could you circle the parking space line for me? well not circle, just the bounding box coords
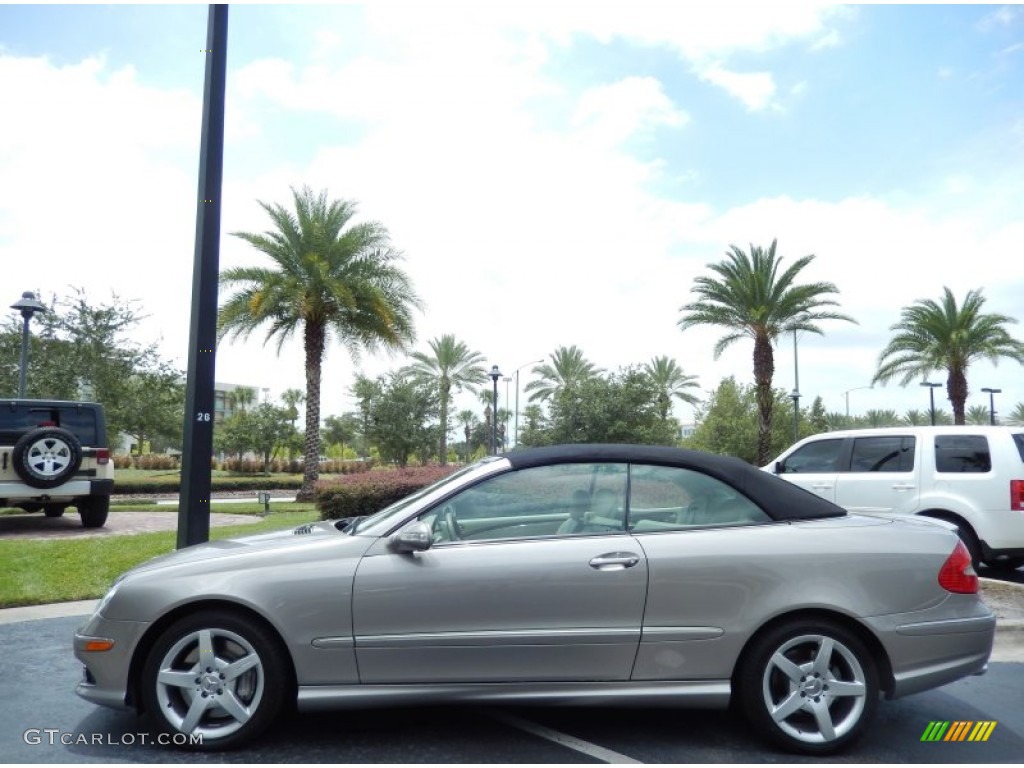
[489,710,643,764]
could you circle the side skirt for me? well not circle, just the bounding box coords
[297,680,731,712]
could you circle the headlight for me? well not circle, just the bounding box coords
[93,579,123,617]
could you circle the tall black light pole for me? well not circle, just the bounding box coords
[489,365,502,455]
[790,389,801,442]
[921,381,942,426]
[10,291,46,398]
[981,387,1001,425]
[179,4,228,549]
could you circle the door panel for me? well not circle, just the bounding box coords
[352,535,647,682]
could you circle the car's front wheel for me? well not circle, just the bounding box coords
[141,610,291,749]
[737,618,878,755]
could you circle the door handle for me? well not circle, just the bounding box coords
[589,552,641,570]
[891,483,916,490]
[811,483,833,490]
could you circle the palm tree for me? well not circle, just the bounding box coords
[678,239,855,465]
[1006,402,1024,426]
[873,287,1024,425]
[219,186,420,500]
[525,345,601,403]
[404,334,487,465]
[643,356,700,422]
[902,409,927,426]
[456,409,477,463]
[966,404,992,425]
[864,408,900,427]
[281,387,305,459]
[227,386,256,414]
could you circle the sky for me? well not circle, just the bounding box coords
[1,1,1023,431]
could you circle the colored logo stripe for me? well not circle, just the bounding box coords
[921,721,949,741]
[920,720,996,742]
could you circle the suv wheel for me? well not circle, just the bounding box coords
[13,427,83,489]
[77,496,110,528]
[44,505,67,518]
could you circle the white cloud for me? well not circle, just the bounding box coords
[572,76,689,147]
[696,65,777,111]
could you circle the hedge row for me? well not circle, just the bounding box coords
[315,465,461,520]
[113,475,306,495]
[113,454,373,475]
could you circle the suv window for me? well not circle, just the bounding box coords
[780,439,844,473]
[934,435,991,473]
[850,436,915,472]
[1012,433,1024,463]
[0,404,100,445]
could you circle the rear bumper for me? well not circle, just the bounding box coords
[868,611,997,699]
[0,477,113,504]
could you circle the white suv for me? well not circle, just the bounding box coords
[765,425,1024,570]
[0,399,115,527]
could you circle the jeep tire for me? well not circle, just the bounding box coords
[77,495,110,528]
[12,427,83,489]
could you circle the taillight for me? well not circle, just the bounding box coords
[1011,480,1024,511]
[938,540,978,594]
[95,448,110,465]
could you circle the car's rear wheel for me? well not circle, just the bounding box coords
[141,610,291,750]
[12,427,83,489]
[737,619,878,755]
[77,496,109,528]
[44,505,66,518]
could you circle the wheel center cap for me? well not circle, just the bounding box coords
[801,678,824,696]
[200,673,220,693]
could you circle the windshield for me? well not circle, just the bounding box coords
[348,458,502,534]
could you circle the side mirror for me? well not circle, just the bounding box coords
[391,521,433,553]
[774,461,784,475]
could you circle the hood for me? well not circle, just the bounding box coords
[126,518,362,575]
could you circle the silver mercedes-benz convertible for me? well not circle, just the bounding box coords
[74,444,995,754]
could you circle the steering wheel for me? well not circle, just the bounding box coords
[442,504,463,540]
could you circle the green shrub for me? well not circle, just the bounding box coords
[315,465,460,520]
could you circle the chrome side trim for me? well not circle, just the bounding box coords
[641,626,724,642]
[896,614,997,636]
[311,637,355,649]
[297,680,731,711]
[355,628,642,648]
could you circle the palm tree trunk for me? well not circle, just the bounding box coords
[439,380,450,466]
[753,332,775,465]
[948,368,968,425]
[298,320,325,502]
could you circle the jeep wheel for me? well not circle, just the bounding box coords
[77,496,110,528]
[12,428,83,489]
[44,505,67,518]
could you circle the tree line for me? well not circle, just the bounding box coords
[5,186,1023,485]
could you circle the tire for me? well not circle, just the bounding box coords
[141,610,291,750]
[737,618,878,755]
[77,496,110,528]
[12,427,83,489]
[44,505,67,518]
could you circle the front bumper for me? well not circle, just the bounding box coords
[73,612,150,711]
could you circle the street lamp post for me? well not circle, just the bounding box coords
[981,387,1001,426]
[502,376,512,450]
[10,291,47,398]
[489,365,502,455]
[921,381,942,426]
[512,358,543,448]
[843,385,873,419]
[790,389,801,442]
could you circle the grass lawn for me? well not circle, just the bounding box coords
[0,507,318,609]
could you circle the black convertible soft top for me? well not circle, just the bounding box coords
[505,444,846,522]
